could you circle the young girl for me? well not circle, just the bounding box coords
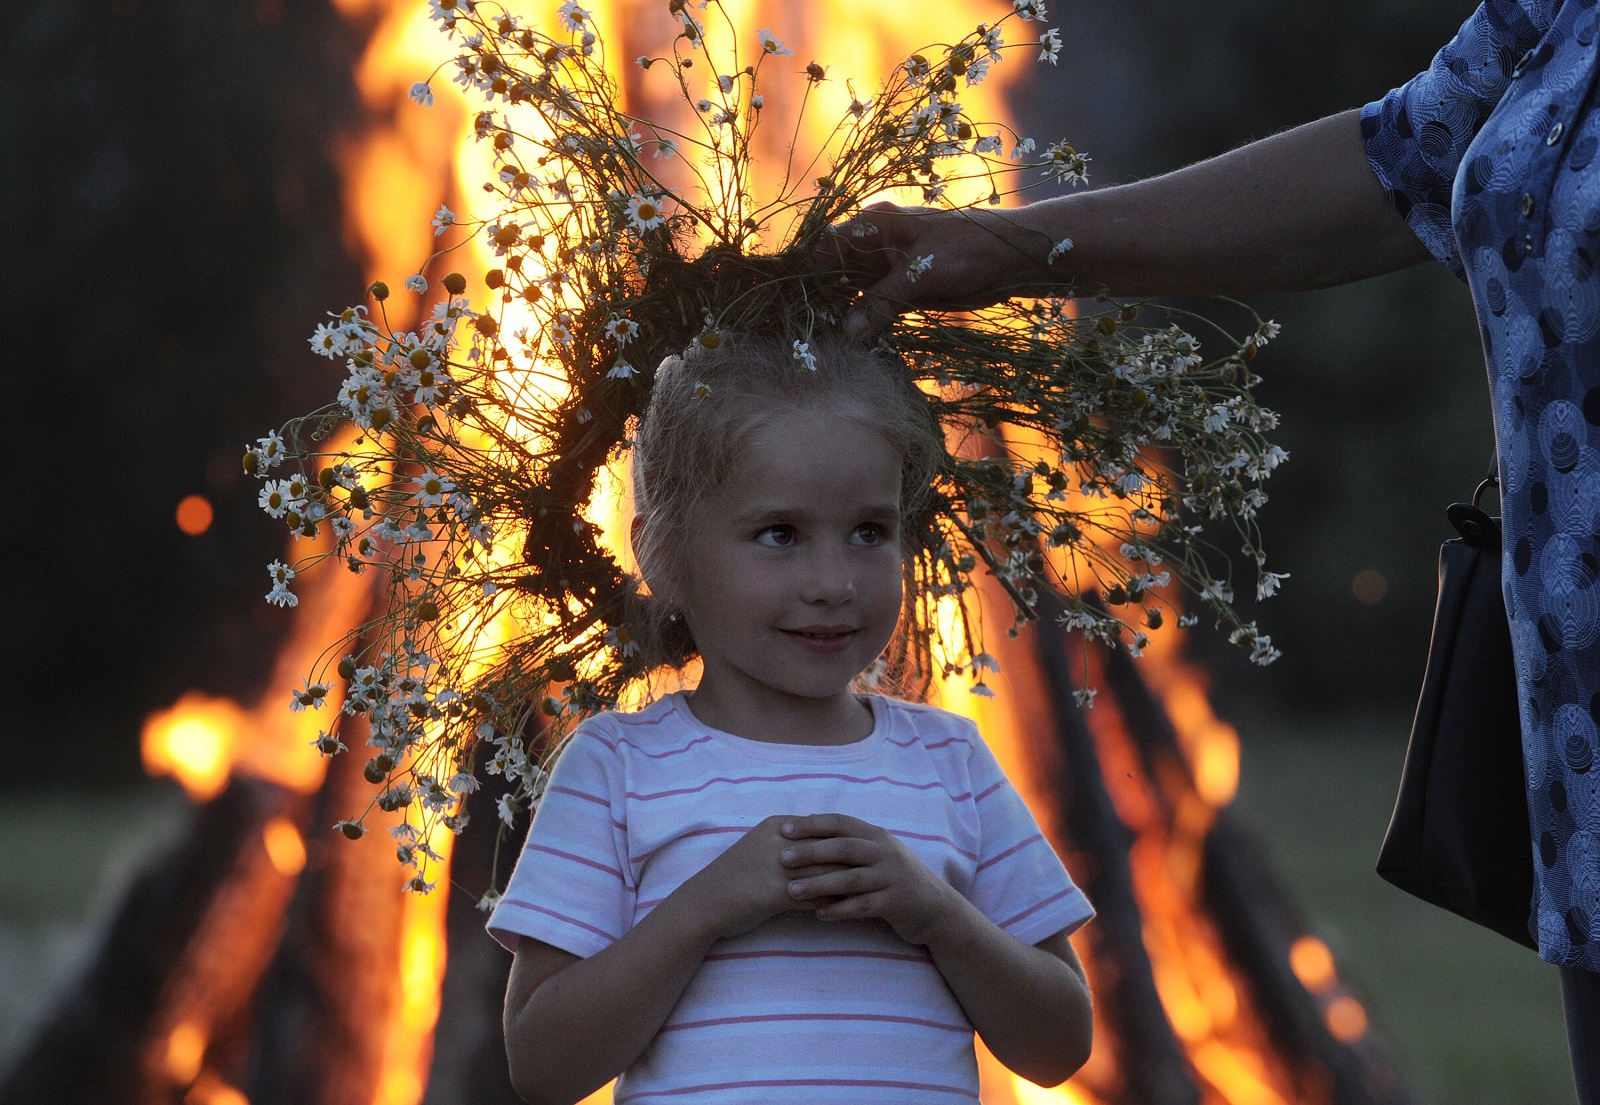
[488,332,1095,1104]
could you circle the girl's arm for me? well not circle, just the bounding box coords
[836,108,1433,335]
[781,813,1093,1087]
[501,815,844,1105]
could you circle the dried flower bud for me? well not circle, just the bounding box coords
[369,281,390,301]
[416,599,441,621]
[443,272,467,295]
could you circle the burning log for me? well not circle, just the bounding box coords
[1027,601,1203,1105]
[1089,609,1420,1105]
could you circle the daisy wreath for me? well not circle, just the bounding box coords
[249,0,1288,899]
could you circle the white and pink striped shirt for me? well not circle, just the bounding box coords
[488,692,1093,1104]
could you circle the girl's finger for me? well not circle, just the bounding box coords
[781,838,874,868]
[788,866,882,901]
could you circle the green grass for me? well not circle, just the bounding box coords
[0,784,189,1071]
[1230,709,1574,1105]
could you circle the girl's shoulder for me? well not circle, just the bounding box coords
[564,693,703,754]
[872,695,985,755]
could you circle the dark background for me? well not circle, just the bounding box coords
[3,0,1485,779]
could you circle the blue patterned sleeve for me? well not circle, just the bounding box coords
[1360,0,1555,278]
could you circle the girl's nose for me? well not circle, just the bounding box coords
[798,548,855,605]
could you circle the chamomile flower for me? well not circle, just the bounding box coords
[607,359,638,379]
[1042,140,1090,186]
[430,203,457,236]
[415,469,454,507]
[1038,28,1063,64]
[291,680,331,712]
[1046,237,1074,265]
[557,1,590,33]
[404,274,428,293]
[605,315,639,346]
[906,254,934,283]
[791,340,817,371]
[259,479,294,519]
[1013,0,1047,19]
[625,192,665,231]
[755,27,790,55]
[266,561,298,607]
[409,81,435,106]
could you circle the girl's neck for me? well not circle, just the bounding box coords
[682,686,875,746]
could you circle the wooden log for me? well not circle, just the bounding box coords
[1202,812,1421,1105]
[1029,600,1203,1105]
[1095,632,1420,1105]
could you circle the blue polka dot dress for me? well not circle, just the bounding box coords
[1363,0,1600,971]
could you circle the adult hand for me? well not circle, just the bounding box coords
[679,814,850,941]
[778,812,961,946]
[827,202,1057,340]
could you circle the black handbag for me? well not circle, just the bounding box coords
[1375,471,1537,950]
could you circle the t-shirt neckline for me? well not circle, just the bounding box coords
[663,691,892,762]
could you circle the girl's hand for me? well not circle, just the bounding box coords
[680,815,850,941]
[778,813,961,946]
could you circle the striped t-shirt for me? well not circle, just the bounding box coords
[487,692,1094,1104]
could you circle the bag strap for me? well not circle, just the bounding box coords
[1450,452,1502,548]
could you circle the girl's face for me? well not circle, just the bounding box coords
[674,407,904,737]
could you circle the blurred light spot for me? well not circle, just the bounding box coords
[262,817,307,877]
[186,1071,250,1105]
[165,1020,207,1083]
[176,494,214,536]
[142,693,247,801]
[1289,935,1336,993]
[1325,995,1369,1041]
[1351,569,1387,605]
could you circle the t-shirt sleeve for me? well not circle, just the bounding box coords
[1359,0,1550,278]
[965,727,1094,946]
[486,727,635,957]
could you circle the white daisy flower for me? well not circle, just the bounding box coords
[408,81,434,107]
[557,1,590,33]
[755,27,791,55]
[905,254,934,283]
[791,340,817,371]
[415,469,454,507]
[625,192,665,231]
[606,315,639,346]
[1039,28,1064,64]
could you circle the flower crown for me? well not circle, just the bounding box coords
[249,0,1286,899]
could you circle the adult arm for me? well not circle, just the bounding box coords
[841,108,1432,334]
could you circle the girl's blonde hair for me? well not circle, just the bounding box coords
[627,331,944,672]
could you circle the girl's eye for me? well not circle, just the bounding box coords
[755,525,797,547]
[852,524,890,547]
